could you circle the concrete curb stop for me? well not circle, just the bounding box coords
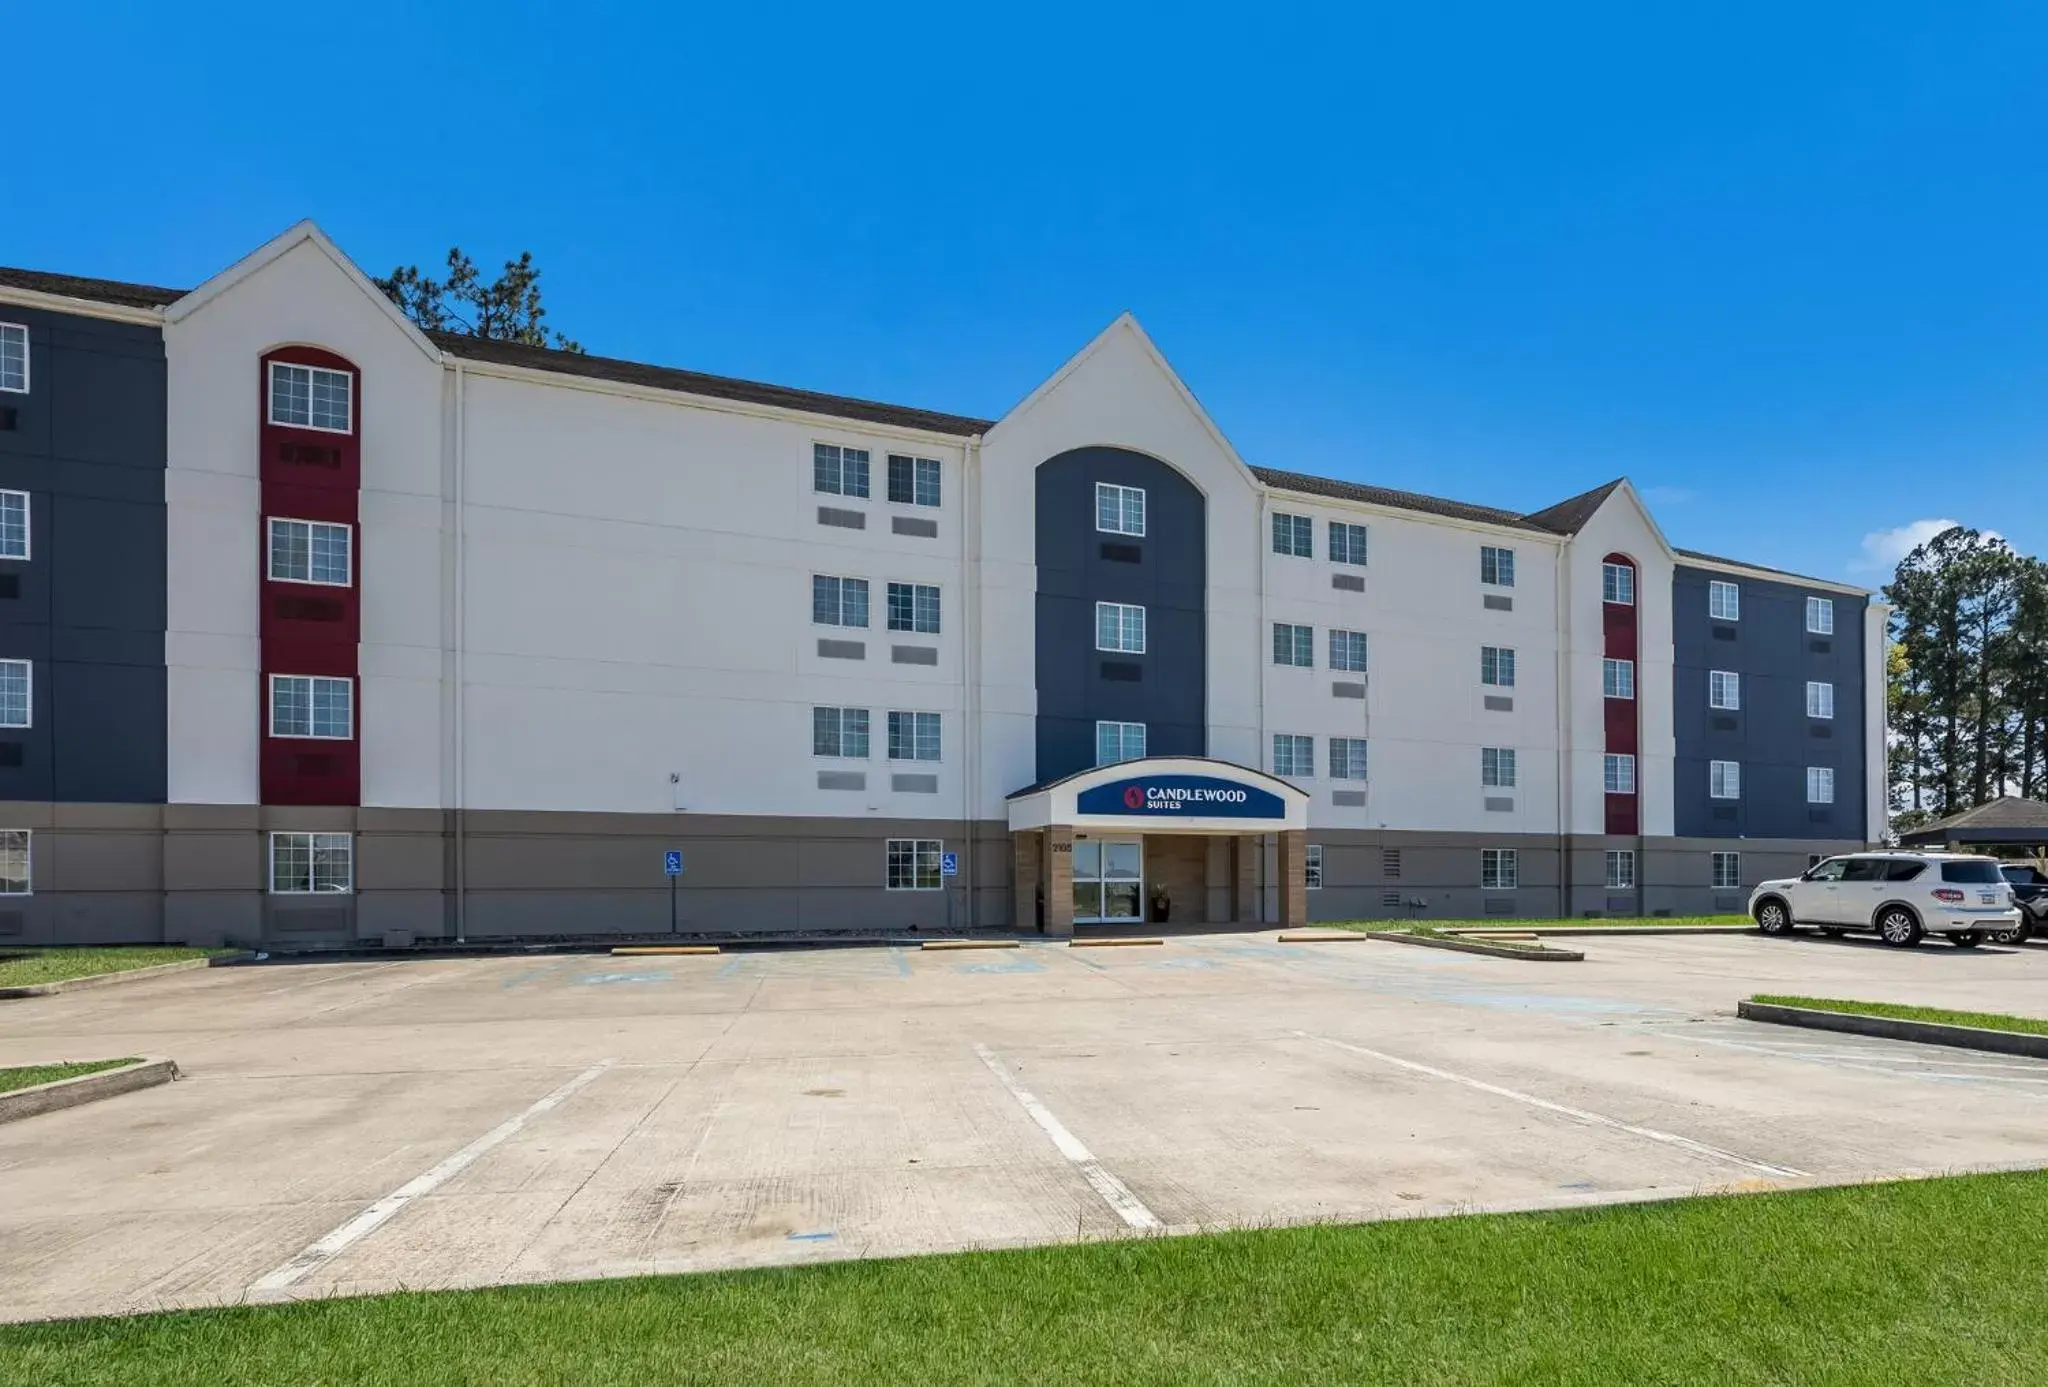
[1364,931,1584,962]
[0,957,215,1000]
[1736,1000,2048,1059]
[1070,938,1163,948]
[0,1058,180,1124]
[921,939,1018,951]
[1276,932,1377,944]
[612,945,720,956]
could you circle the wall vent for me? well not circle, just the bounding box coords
[1382,848,1402,878]
[1100,661,1142,682]
[817,506,866,530]
[1810,724,1833,738]
[1381,890,1402,908]
[1808,809,1832,824]
[891,645,938,665]
[817,771,865,790]
[1331,681,1366,699]
[1712,806,1737,821]
[1484,896,1516,914]
[1711,715,1737,731]
[1484,797,1514,812]
[0,575,17,599]
[1482,594,1513,611]
[1606,895,1636,914]
[295,754,338,775]
[1808,639,1832,654]
[274,594,345,622]
[892,515,938,538]
[0,408,16,431]
[0,742,23,767]
[1712,625,1737,641]
[0,909,21,936]
[1483,695,1514,712]
[891,773,939,794]
[817,639,865,660]
[1332,790,1366,807]
[273,907,348,933]
[279,444,342,468]
[1099,542,1142,564]
[1331,573,1366,593]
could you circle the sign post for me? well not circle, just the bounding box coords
[664,850,684,933]
[941,851,959,932]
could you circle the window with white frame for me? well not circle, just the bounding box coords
[1709,669,1741,710]
[1272,512,1313,558]
[1709,580,1740,621]
[1602,562,1636,605]
[1096,601,1146,653]
[270,674,353,740]
[1329,521,1368,566]
[1712,851,1741,890]
[0,659,29,728]
[1481,645,1516,687]
[1328,629,1368,673]
[1605,849,1637,889]
[887,710,941,762]
[1273,622,1314,667]
[812,574,869,627]
[1806,681,1835,719]
[1604,753,1637,794]
[1329,736,1369,780]
[813,442,870,498]
[0,829,26,894]
[1273,734,1314,778]
[1807,766,1835,804]
[1481,848,1518,890]
[0,323,26,393]
[886,838,943,891]
[813,706,869,758]
[1305,843,1323,889]
[1710,760,1741,799]
[886,582,941,634]
[1096,482,1145,536]
[1480,545,1515,587]
[269,831,353,894]
[1095,720,1146,766]
[0,490,25,561]
[1481,746,1517,788]
[268,362,352,433]
[1806,596,1834,635]
[267,518,351,586]
[886,455,942,507]
[1602,658,1636,699]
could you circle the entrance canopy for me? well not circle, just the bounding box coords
[1006,756,1310,836]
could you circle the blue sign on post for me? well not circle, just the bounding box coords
[941,852,959,878]
[664,850,684,876]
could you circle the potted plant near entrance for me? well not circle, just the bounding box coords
[1149,882,1171,924]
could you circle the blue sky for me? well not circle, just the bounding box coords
[10,2,2043,580]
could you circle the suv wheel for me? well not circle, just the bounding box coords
[1877,907,1924,948]
[1755,899,1793,935]
[1950,931,1983,948]
[1991,920,2032,946]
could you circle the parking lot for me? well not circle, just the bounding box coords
[4,929,2048,1324]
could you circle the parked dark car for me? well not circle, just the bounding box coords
[1991,863,2048,944]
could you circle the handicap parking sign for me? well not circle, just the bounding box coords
[941,852,958,877]
[664,850,684,876]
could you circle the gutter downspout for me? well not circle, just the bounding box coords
[453,360,468,943]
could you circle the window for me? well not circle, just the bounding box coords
[887,711,941,762]
[1602,658,1635,699]
[0,491,26,560]
[0,659,29,728]
[0,830,26,894]
[1712,851,1740,890]
[1481,645,1516,687]
[1096,720,1146,766]
[1305,843,1323,890]
[1709,580,1740,621]
[886,838,943,891]
[1329,521,1368,566]
[813,706,870,759]
[1806,596,1834,635]
[1806,767,1834,804]
[1328,629,1368,673]
[813,443,870,498]
[1330,737,1369,780]
[1482,848,1518,890]
[1096,602,1146,653]
[270,675,353,740]
[269,832,353,894]
[1272,512,1313,558]
[1709,670,1741,711]
[1806,681,1834,719]
[886,582,941,634]
[812,575,870,627]
[0,323,25,393]
[1096,483,1146,536]
[268,362,352,433]
[1602,562,1635,605]
[1604,753,1636,794]
[1480,546,1516,587]
[1273,622,1314,667]
[1481,747,1517,788]
[886,455,942,508]
[1710,760,1741,799]
[1273,734,1314,778]
[267,518,351,586]
[1940,860,2004,885]
[1605,850,1637,889]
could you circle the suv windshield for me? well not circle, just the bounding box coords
[1940,861,2004,884]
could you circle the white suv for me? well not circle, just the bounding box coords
[1750,852,2020,948]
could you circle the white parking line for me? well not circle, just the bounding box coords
[973,1043,1162,1231]
[1299,1032,1810,1179]
[249,1059,616,1295]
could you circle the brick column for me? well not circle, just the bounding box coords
[1043,825,1075,937]
[1010,830,1041,933]
[1232,834,1260,924]
[1278,830,1309,928]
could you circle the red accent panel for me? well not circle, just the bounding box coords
[1605,793,1638,835]
[1600,554,1639,835]
[1603,695,1639,753]
[259,347,361,807]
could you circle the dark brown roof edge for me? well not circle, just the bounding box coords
[1672,548,1866,593]
[1522,478,1624,535]
[1250,467,1548,533]
[0,266,185,310]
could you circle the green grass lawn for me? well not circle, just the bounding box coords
[1753,994,2048,1038]
[0,1058,142,1095]
[0,948,222,989]
[8,1172,2048,1385]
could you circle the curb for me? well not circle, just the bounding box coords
[1277,932,1378,944]
[612,945,720,956]
[1070,938,1162,948]
[1366,931,1584,962]
[1736,1000,2048,1058]
[0,1057,179,1124]
[1440,925,1752,938]
[921,939,1018,952]
[0,957,214,1000]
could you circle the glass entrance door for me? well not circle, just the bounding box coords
[1072,838,1144,923]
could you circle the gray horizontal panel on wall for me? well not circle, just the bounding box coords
[1483,695,1514,711]
[1714,892,1742,911]
[891,515,938,538]
[1331,573,1365,593]
[272,907,349,933]
[1331,790,1366,807]
[1331,681,1366,699]
[817,639,865,660]
[817,771,866,791]
[1484,797,1514,812]
[1483,594,1513,611]
[0,909,21,937]
[1484,896,1516,914]
[891,773,939,793]
[1606,896,1635,914]
[817,507,866,529]
[891,645,938,665]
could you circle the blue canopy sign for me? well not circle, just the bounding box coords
[1075,774,1287,820]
